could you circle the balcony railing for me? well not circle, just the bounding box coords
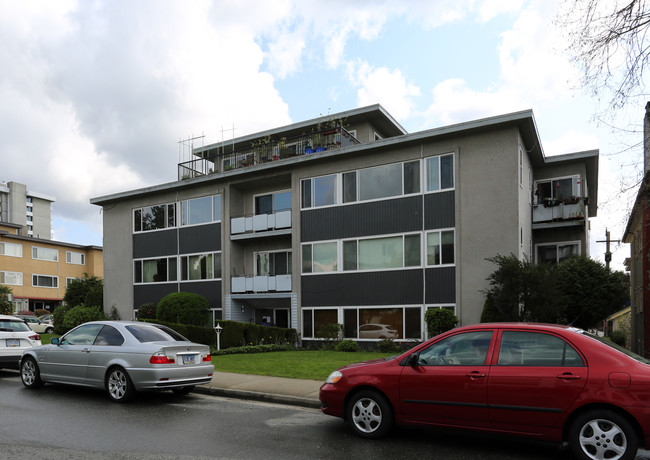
[231,274,292,294]
[178,127,360,180]
[533,198,588,223]
[231,210,291,235]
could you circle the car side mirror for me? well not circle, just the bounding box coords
[51,337,60,345]
[406,353,420,367]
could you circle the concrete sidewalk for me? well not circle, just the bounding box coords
[195,371,323,409]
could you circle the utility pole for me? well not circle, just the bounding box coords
[597,228,620,270]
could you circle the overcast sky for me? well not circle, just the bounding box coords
[1,0,642,271]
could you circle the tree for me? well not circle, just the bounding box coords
[425,308,458,337]
[558,0,650,112]
[0,285,13,315]
[64,273,104,308]
[554,256,630,329]
[482,254,629,330]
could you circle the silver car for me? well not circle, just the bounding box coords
[19,320,214,402]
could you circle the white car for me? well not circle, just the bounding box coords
[0,315,42,369]
[359,323,399,339]
[15,315,55,334]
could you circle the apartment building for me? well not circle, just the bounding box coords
[0,222,103,313]
[91,105,598,343]
[0,181,55,239]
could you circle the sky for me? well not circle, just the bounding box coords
[0,0,643,272]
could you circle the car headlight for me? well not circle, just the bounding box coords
[325,370,343,384]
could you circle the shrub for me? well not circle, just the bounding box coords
[35,309,49,317]
[336,339,359,352]
[317,323,343,350]
[53,305,72,335]
[425,308,458,337]
[61,305,107,333]
[137,303,157,320]
[609,330,627,347]
[18,310,34,316]
[156,292,210,326]
[377,338,402,353]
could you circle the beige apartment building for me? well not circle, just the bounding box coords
[0,222,103,313]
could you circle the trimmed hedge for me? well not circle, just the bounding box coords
[211,344,296,355]
[142,319,298,349]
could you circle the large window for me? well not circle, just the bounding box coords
[302,309,338,338]
[134,203,176,232]
[134,257,178,284]
[180,252,222,281]
[255,191,291,215]
[426,230,455,266]
[256,251,292,276]
[302,242,337,273]
[498,331,584,366]
[536,242,579,264]
[66,251,85,265]
[535,176,580,204]
[426,153,454,192]
[301,174,337,208]
[32,246,58,262]
[1,242,22,257]
[1,271,22,286]
[343,234,420,271]
[33,274,58,288]
[181,195,222,226]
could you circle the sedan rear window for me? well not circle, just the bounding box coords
[0,320,31,332]
[126,324,188,343]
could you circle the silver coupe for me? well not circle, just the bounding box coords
[19,320,214,402]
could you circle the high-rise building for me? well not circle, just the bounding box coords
[0,181,55,239]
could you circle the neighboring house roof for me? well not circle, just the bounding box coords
[623,170,650,243]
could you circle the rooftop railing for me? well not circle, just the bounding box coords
[178,127,360,180]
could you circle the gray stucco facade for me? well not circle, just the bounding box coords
[91,105,598,342]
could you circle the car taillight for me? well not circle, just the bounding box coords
[202,354,211,362]
[29,334,41,341]
[149,352,175,364]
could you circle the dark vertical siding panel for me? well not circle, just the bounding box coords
[425,267,456,303]
[301,270,423,306]
[181,281,222,307]
[133,230,178,258]
[424,191,455,229]
[179,223,221,253]
[301,196,423,242]
[133,281,222,309]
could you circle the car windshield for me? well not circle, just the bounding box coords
[0,320,31,332]
[580,330,650,364]
[125,324,188,343]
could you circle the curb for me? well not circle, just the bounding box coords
[194,385,321,410]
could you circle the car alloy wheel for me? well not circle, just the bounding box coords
[569,410,637,460]
[20,357,43,388]
[106,367,134,402]
[347,390,393,439]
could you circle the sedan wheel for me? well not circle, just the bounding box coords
[347,390,393,439]
[106,367,135,402]
[569,410,637,460]
[20,357,44,388]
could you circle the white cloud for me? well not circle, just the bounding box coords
[543,130,599,156]
[347,61,420,119]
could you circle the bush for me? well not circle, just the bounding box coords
[317,323,343,350]
[425,308,458,337]
[377,338,402,353]
[61,305,107,333]
[336,339,359,352]
[137,303,157,320]
[609,330,627,347]
[156,292,210,326]
[35,309,49,317]
[18,310,34,316]
[53,305,73,335]
[211,344,296,355]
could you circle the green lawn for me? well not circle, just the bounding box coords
[212,351,396,381]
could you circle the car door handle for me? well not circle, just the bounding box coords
[557,373,581,381]
[466,372,486,379]
[82,348,91,353]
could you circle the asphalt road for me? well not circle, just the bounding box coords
[2,369,650,460]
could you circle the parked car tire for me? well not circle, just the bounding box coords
[347,390,393,439]
[44,327,54,334]
[569,410,637,460]
[20,357,44,388]
[172,385,195,395]
[106,367,135,403]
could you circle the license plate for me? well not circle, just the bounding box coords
[6,339,20,347]
[181,354,196,365]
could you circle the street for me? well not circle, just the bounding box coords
[2,369,649,460]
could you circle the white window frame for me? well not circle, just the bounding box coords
[534,241,581,264]
[1,242,23,258]
[425,228,456,267]
[1,271,23,286]
[32,246,59,262]
[66,251,86,265]
[425,153,455,193]
[32,274,59,288]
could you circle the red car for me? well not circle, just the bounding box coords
[319,323,650,460]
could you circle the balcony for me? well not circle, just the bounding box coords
[231,274,292,293]
[231,210,291,237]
[178,126,360,180]
[533,197,588,224]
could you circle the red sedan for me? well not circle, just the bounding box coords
[319,323,650,460]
